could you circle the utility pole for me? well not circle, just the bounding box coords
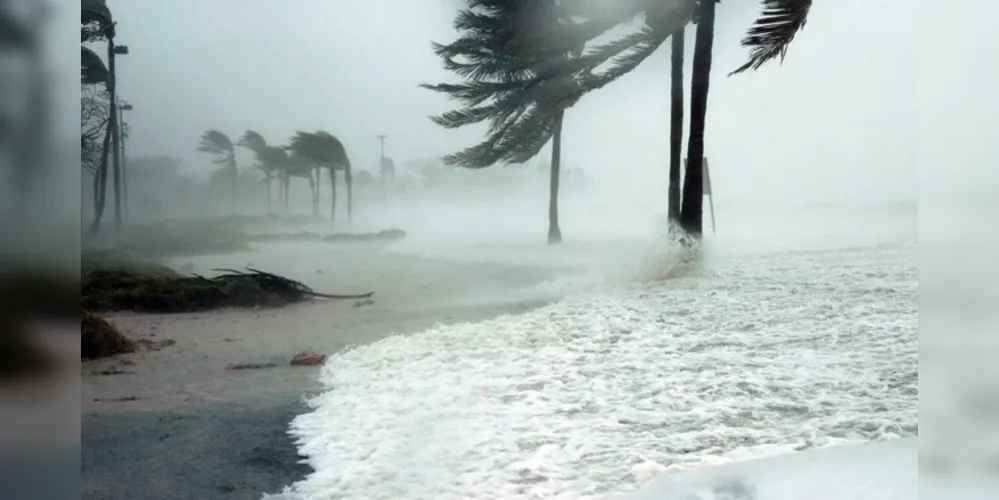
[377,134,387,199]
[119,101,133,221]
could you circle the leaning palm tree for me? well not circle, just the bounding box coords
[279,149,321,215]
[286,131,352,222]
[236,130,291,211]
[423,0,586,244]
[197,130,238,205]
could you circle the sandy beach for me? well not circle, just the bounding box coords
[81,240,571,500]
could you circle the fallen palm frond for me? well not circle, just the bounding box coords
[209,268,374,300]
[82,262,372,313]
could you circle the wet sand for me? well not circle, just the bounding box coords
[82,242,567,500]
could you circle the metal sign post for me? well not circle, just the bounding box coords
[704,158,716,235]
[682,157,717,235]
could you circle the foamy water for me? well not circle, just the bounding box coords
[265,204,917,500]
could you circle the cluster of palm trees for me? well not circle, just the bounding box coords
[425,0,812,244]
[196,129,354,221]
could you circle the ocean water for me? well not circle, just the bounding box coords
[264,202,918,500]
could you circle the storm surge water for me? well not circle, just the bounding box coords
[264,198,917,500]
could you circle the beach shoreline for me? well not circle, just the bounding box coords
[81,240,565,500]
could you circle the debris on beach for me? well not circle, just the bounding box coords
[82,312,136,360]
[226,362,279,371]
[290,351,326,366]
[82,261,374,313]
[89,365,135,376]
[353,298,375,307]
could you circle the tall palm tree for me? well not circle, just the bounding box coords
[196,130,238,206]
[81,0,115,234]
[286,131,352,222]
[678,0,715,238]
[423,0,586,244]
[236,130,290,211]
[667,28,685,229]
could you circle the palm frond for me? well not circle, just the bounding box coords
[260,146,288,166]
[197,129,234,154]
[286,131,350,169]
[82,0,113,25]
[237,130,267,152]
[81,46,109,84]
[730,0,812,75]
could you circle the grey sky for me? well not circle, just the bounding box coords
[65,0,919,206]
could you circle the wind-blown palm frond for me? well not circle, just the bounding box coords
[573,26,669,96]
[82,0,112,25]
[426,0,595,169]
[197,130,234,155]
[81,46,109,84]
[260,146,288,166]
[730,0,812,75]
[286,131,349,169]
[237,130,267,152]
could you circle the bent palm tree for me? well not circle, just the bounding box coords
[82,0,115,234]
[197,130,238,206]
[286,131,352,222]
[424,0,586,244]
[237,131,290,211]
[281,150,320,215]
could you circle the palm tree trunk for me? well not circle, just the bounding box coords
[315,169,320,216]
[329,167,337,222]
[679,0,715,240]
[668,29,685,227]
[308,170,318,217]
[283,176,290,212]
[265,177,272,212]
[346,166,353,221]
[107,39,122,230]
[548,112,564,245]
[229,155,238,210]
[88,118,114,234]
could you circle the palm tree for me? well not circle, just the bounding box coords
[81,0,115,234]
[501,0,813,240]
[286,131,352,222]
[282,150,321,215]
[423,0,585,244]
[196,130,238,206]
[236,131,291,212]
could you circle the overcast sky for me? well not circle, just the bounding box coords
[59,0,923,206]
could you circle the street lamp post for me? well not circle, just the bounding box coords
[119,101,133,220]
[377,134,387,199]
[110,42,129,229]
